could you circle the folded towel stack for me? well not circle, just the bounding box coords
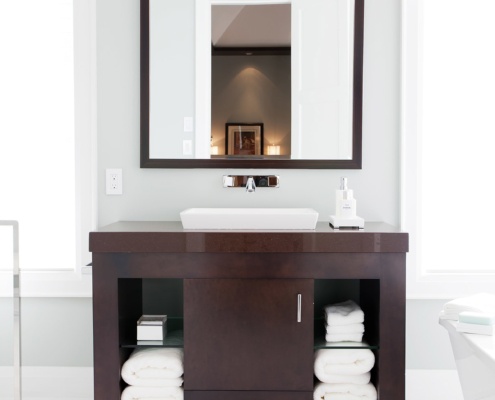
[314,348,377,400]
[121,347,184,400]
[456,311,495,335]
[440,293,495,336]
[324,300,365,343]
[440,293,495,321]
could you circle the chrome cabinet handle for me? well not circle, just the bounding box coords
[297,294,302,322]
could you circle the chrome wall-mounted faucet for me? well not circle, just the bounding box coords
[223,175,280,191]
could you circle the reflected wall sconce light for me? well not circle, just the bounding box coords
[267,144,280,155]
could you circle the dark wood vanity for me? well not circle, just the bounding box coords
[90,221,408,400]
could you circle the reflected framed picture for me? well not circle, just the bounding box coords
[225,123,264,156]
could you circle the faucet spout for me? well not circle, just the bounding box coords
[246,177,256,192]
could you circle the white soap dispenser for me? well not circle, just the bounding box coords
[330,177,364,229]
[336,177,356,218]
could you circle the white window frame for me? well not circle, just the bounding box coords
[401,0,495,299]
[15,0,97,298]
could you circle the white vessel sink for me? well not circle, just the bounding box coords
[180,208,319,230]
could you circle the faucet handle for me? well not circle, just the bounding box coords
[246,177,256,192]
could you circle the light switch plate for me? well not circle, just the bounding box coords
[183,140,192,155]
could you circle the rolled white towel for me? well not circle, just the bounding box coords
[314,348,375,383]
[325,332,363,343]
[314,371,370,385]
[441,293,495,321]
[313,382,377,400]
[326,323,365,335]
[121,347,184,387]
[121,386,184,400]
[324,300,364,326]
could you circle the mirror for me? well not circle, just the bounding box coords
[141,0,364,168]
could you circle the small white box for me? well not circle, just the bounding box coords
[137,315,167,341]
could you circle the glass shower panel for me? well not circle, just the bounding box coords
[0,221,20,400]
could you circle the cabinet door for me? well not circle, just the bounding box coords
[184,279,314,391]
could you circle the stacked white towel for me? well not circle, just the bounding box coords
[121,386,183,400]
[314,381,377,400]
[324,300,365,342]
[121,347,184,400]
[314,348,375,384]
[440,293,495,321]
[314,348,377,400]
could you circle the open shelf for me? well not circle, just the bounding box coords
[313,279,380,351]
[118,278,184,349]
[121,329,184,349]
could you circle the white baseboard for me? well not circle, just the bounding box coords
[0,367,93,400]
[0,367,463,400]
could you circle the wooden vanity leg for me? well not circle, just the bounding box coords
[92,254,121,400]
[378,253,406,400]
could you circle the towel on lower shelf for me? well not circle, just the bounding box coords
[440,293,495,321]
[324,300,364,326]
[313,382,377,400]
[314,371,370,385]
[121,385,184,400]
[121,347,184,387]
[314,348,375,382]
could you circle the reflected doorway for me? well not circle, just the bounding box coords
[210,4,291,158]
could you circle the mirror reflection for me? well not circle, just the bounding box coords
[211,4,291,158]
[141,0,363,168]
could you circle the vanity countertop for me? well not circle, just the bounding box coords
[89,221,408,254]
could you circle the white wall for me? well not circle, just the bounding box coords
[3,0,455,370]
[96,0,400,228]
[149,0,195,159]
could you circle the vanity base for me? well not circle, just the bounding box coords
[90,222,408,400]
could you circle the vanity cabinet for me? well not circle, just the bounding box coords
[184,279,314,392]
[90,222,408,400]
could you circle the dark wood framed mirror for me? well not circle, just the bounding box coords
[140,0,364,169]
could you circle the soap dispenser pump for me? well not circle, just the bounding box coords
[330,177,364,229]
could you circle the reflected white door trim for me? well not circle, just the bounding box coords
[291,0,354,159]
